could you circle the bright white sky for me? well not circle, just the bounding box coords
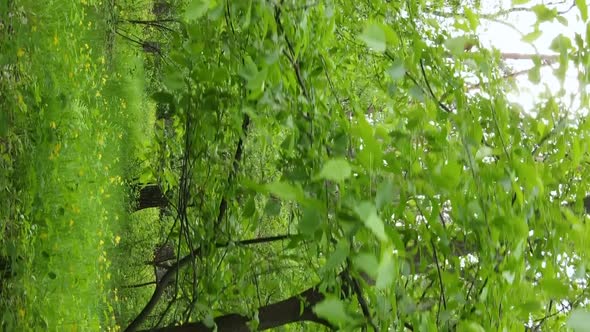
[477,0,586,113]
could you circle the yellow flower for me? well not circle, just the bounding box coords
[17,48,25,57]
[114,235,121,245]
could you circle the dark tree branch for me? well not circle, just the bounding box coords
[120,19,176,32]
[215,113,250,230]
[141,285,332,332]
[122,281,157,289]
[420,59,453,113]
[342,265,379,332]
[431,238,447,325]
[124,234,292,332]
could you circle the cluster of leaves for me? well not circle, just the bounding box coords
[126,0,590,331]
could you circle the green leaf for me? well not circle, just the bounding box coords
[518,300,543,314]
[457,321,486,332]
[512,0,530,4]
[359,23,387,53]
[151,91,174,104]
[354,202,387,242]
[549,35,572,53]
[376,250,396,289]
[577,0,588,22]
[522,30,542,43]
[243,197,256,218]
[380,24,400,47]
[0,111,8,138]
[567,309,590,331]
[265,182,303,201]
[317,159,352,182]
[184,0,209,22]
[464,7,479,30]
[556,15,569,26]
[541,278,568,298]
[444,36,470,57]
[313,298,350,325]
[324,240,349,271]
[475,146,494,160]
[376,179,397,210]
[238,55,259,81]
[408,85,425,102]
[353,253,379,280]
[163,70,185,91]
[387,60,406,81]
[532,4,557,22]
[299,207,321,235]
[264,199,281,217]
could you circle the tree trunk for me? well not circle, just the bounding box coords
[135,184,167,212]
[142,286,332,332]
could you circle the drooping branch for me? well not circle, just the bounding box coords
[342,265,379,332]
[274,4,311,103]
[214,113,250,231]
[124,234,292,332]
[141,285,332,332]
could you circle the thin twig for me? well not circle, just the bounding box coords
[431,238,447,325]
[420,59,453,113]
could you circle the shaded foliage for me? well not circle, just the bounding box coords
[125,0,590,331]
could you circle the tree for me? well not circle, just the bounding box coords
[124,1,590,331]
[134,184,168,212]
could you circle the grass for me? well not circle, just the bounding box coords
[0,0,159,330]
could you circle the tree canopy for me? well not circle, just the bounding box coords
[127,0,590,331]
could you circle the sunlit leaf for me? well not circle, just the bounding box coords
[567,309,590,331]
[376,179,397,210]
[184,0,209,22]
[299,207,321,235]
[353,253,379,280]
[324,240,349,271]
[376,250,396,289]
[532,4,557,22]
[387,60,406,81]
[576,0,588,22]
[265,182,303,201]
[458,321,486,332]
[354,202,387,242]
[444,36,470,56]
[522,30,542,43]
[313,298,350,325]
[359,23,387,53]
[317,159,352,182]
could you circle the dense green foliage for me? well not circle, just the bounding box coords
[0,0,156,330]
[3,0,590,331]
